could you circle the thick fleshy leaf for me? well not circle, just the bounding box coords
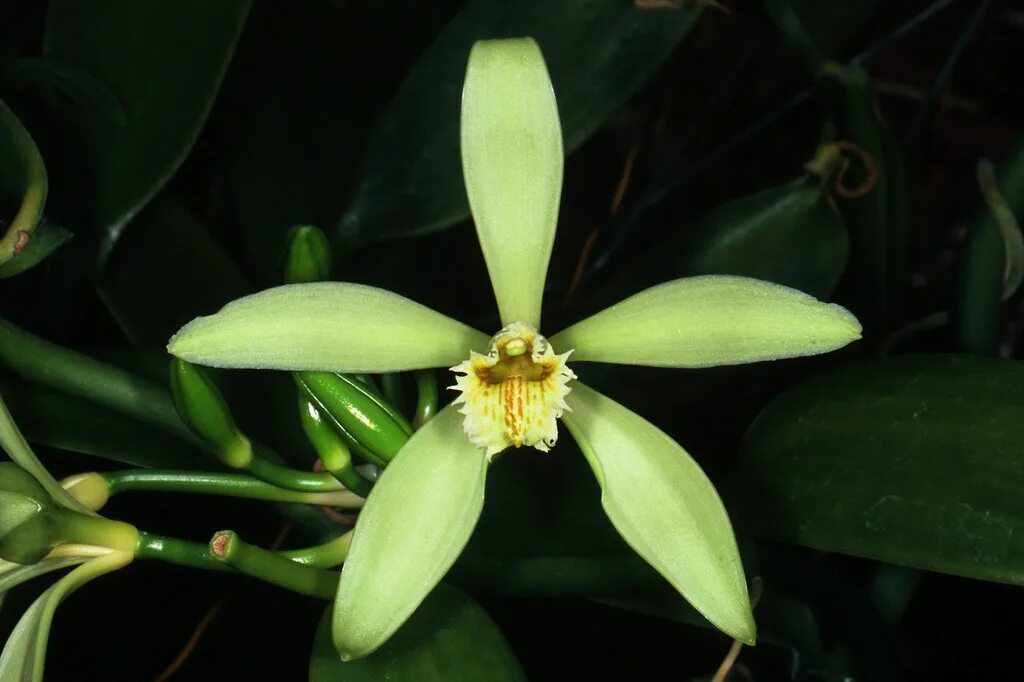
[562,382,755,644]
[168,283,490,373]
[40,0,251,263]
[312,584,525,681]
[333,406,488,660]
[461,38,563,328]
[738,355,1024,584]
[551,275,861,368]
[0,550,130,682]
[674,177,849,299]
[98,194,249,344]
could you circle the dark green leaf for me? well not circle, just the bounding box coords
[2,377,205,470]
[309,584,526,681]
[738,354,1024,584]
[0,217,70,278]
[339,0,703,245]
[40,0,251,263]
[97,194,249,344]
[676,178,849,298]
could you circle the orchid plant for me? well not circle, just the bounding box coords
[168,38,861,660]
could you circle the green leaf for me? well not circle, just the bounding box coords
[0,218,71,278]
[550,275,861,368]
[0,318,194,444]
[339,0,703,245]
[40,0,251,263]
[334,406,488,660]
[462,38,562,329]
[311,584,525,682]
[0,396,89,514]
[0,550,130,682]
[168,283,490,374]
[97,194,250,344]
[675,177,849,299]
[562,382,755,644]
[2,378,205,469]
[0,98,47,266]
[738,354,1024,584]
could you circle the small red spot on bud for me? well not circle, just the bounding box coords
[14,231,30,254]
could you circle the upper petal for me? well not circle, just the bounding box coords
[551,275,861,367]
[561,382,755,644]
[461,38,563,328]
[168,282,490,373]
[333,405,488,660]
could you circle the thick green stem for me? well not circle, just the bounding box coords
[103,470,363,507]
[136,532,229,571]
[210,530,338,598]
[245,455,354,495]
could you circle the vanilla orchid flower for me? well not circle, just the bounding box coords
[167,38,861,660]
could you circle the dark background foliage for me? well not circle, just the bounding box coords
[1,0,1022,680]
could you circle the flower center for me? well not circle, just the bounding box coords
[450,322,576,457]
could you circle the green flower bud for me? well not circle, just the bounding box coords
[297,372,412,466]
[0,462,61,564]
[298,396,373,497]
[284,225,332,284]
[169,358,252,468]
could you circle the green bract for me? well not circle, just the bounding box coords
[167,37,861,660]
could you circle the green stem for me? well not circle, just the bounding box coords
[103,470,363,507]
[210,530,338,598]
[135,532,229,571]
[245,455,353,494]
[413,370,438,430]
[0,99,47,264]
[0,318,196,445]
[280,531,352,568]
[57,511,140,554]
[136,531,355,574]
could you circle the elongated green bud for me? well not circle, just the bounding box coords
[298,396,373,497]
[169,358,252,468]
[297,372,411,465]
[284,225,332,284]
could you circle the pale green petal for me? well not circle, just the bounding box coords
[333,405,488,660]
[0,550,130,682]
[168,283,490,373]
[551,275,861,367]
[461,38,563,328]
[562,382,755,643]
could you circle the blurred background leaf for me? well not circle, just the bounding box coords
[737,354,1024,584]
[22,0,251,264]
[309,584,526,682]
[338,0,705,247]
